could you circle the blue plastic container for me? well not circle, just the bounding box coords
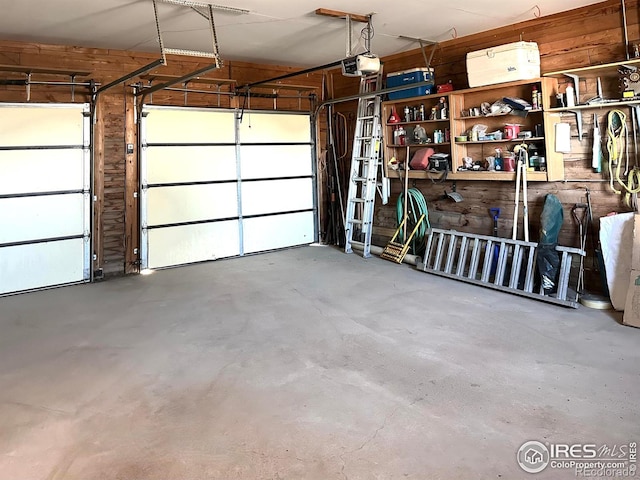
[387,68,434,100]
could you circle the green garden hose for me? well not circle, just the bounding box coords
[396,187,430,255]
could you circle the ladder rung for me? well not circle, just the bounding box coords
[349,219,364,225]
[350,198,366,203]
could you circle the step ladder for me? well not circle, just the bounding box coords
[416,228,585,308]
[344,69,389,258]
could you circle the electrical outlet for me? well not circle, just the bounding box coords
[126,143,134,155]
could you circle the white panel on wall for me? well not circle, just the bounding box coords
[0,194,85,244]
[242,178,313,216]
[0,149,84,195]
[146,146,237,184]
[0,106,84,147]
[240,145,312,179]
[145,108,235,144]
[147,183,238,226]
[0,239,86,295]
[148,220,240,268]
[239,113,311,144]
[243,211,314,254]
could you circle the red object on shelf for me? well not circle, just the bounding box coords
[388,106,401,124]
[437,82,454,93]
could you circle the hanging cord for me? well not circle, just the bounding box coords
[607,109,640,206]
[396,188,430,255]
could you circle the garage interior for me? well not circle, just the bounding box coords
[1,0,639,478]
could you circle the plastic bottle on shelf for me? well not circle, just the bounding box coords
[397,125,406,145]
[403,106,411,122]
[532,86,539,109]
[566,83,575,107]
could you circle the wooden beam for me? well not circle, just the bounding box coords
[315,8,369,23]
[0,64,91,76]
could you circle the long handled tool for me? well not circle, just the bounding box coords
[571,203,588,294]
[512,144,529,241]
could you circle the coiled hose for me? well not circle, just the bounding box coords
[396,188,430,255]
[607,109,640,206]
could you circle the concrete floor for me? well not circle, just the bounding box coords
[0,245,638,480]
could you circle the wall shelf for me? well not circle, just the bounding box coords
[381,77,563,181]
[455,137,544,145]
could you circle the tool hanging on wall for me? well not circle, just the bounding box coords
[592,113,603,173]
[512,143,530,241]
[607,109,640,207]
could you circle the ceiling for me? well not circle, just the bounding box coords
[0,0,606,67]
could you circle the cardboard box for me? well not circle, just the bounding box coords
[466,41,540,88]
[623,270,640,328]
[387,68,434,100]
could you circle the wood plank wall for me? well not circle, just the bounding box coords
[0,41,323,276]
[328,0,640,277]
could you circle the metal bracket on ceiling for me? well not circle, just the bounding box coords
[153,0,226,65]
[315,8,374,55]
[398,36,438,70]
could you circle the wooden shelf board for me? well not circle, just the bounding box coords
[0,64,91,76]
[386,118,449,126]
[388,142,450,147]
[392,170,547,181]
[546,100,640,112]
[455,137,544,145]
[544,58,640,77]
[449,171,548,181]
[454,109,543,120]
[140,74,236,85]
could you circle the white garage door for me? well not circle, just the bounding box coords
[0,104,91,295]
[140,106,316,269]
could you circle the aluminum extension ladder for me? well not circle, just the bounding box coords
[417,228,586,308]
[344,69,389,258]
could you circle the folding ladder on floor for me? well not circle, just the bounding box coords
[417,228,585,308]
[344,69,389,258]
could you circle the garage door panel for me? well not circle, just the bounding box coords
[0,239,86,295]
[242,178,313,216]
[243,212,314,254]
[146,146,237,184]
[239,113,311,143]
[145,109,235,144]
[147,220,240,268]
[0,106,84,147]
[0,149,84,195]
[147,183,238,226]
[240,145,312,179]
[0,194,85,245]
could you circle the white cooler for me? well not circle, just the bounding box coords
[466,41,540,88]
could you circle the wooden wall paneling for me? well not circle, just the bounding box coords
[94,98,105,273]
[124,85,138,274]
[328,0,639,285]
